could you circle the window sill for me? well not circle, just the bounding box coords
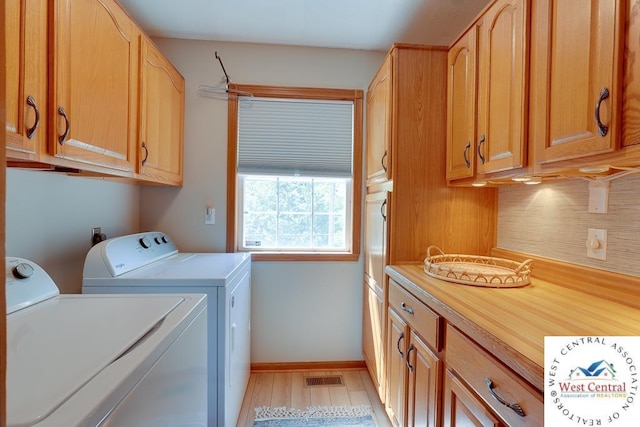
[246,252,360,262]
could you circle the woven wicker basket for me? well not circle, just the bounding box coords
[423,246,532,288]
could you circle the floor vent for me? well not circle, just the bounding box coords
[304,375,344,387]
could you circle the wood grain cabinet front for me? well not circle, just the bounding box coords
[386,279,442,427]
[447,0,528,183]
[444,325,543,427]
[362,44,497,415]
[362,190,390,400]
[50,0,139,174]
[447,27,477,181]
[137,36,185,186]
[5,0,48,162]
[366,55,392,185]
[530,0,623,164]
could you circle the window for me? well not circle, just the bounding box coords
[227,85,363,261]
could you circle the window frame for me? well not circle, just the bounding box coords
[227,84,363,261]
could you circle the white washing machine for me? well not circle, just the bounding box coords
[82,231,252,427]
[5,257,208,427]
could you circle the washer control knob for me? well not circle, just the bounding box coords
[13,263,34,279]
[161,235,169,244]
[154,237,162,245]
[139,237,152,249]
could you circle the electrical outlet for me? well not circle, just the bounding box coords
[586,228,607,260]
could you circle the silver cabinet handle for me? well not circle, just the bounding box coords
[401,302,414,315]
[485,377,525,417]
[595,87,610,137]
[58,106,70,144]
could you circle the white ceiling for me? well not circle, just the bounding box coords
[118,0,492,51]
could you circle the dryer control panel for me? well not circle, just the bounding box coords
[83,231,179,278]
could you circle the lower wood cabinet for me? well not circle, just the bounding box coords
[374,277,543,427]
[444,325,543,426]
[386,279,442,427]
[362,279,385,400]
[444,369,503,427]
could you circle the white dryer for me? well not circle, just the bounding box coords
[82,231,252,427]
[5,257,207,427]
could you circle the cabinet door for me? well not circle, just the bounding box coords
[5,0,47,160]
[51,0,138,172]
[364,191,388,290]
[366,55,392,185]
[407,331,441,427]
[443,370,503,427]
[362,280,385,401]
[532,0,621,163]
[447,28,477,181]
[476,0,527,174]
[386,308,408,427]
[138,37,184,185]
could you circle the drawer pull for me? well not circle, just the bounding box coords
[463,141,471,168]
[401,302,414,315]
[58,106,70,144]
[406,344,415,373]
[381,150,388,172]
[477,134,486,164]
[26,96,40,139]
[485,377,525,417]
[397,332,405,358]
[595,87,610,137]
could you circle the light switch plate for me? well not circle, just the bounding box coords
[586,228,607,260]
[205,207,215,225]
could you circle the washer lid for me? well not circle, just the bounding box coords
[7,294,183,427]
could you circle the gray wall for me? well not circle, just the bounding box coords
[6,169,140,294]
[140,38,386,363]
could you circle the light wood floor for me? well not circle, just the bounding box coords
[236,369,391,426]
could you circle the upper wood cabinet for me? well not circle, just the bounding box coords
[530,0,623,164]
[50,0,139,173]
[447,28,477,181]
[366,55,392,185]
[447,0,527,182]
[5,0,48,161]
[138,37,185,186]
[475,0,527,174]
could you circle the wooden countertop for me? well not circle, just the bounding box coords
[386,263,640,392]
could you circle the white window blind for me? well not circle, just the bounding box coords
[237,97,354,177]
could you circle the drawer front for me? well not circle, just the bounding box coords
[446,325,543,426]
[388,279,441,350]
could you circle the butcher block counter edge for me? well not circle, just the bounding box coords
[385,262,640,393]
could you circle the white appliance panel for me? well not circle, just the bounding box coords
[101,307,208,426]
[8,295,183,426]
[82,232,251,427]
